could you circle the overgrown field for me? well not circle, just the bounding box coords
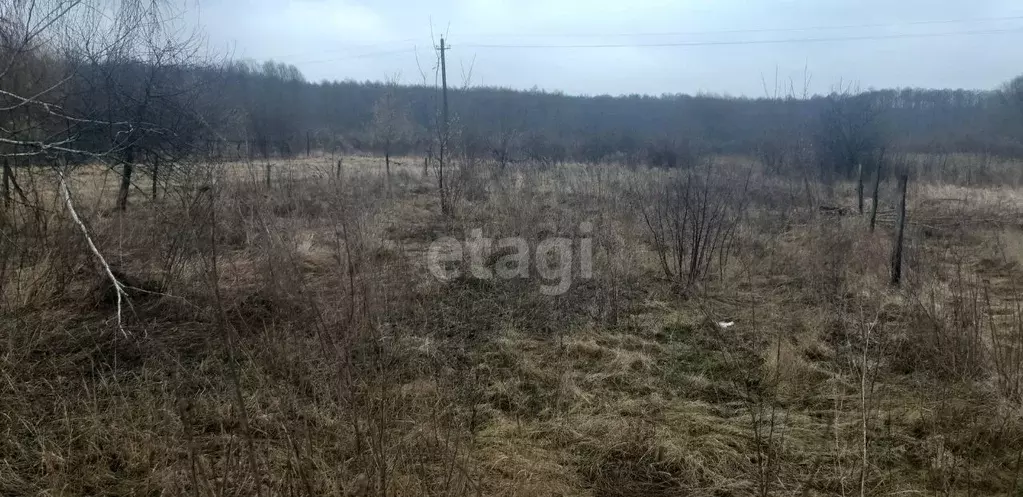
[2,155,1023,496]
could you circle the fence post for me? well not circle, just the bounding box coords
[890,174,908,286]
[856,163,864,215]
[151,155,159,201]
[869,161,882,232]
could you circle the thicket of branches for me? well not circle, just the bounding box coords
[1,0,222,211]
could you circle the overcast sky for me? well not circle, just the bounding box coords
[190,0,1023,96]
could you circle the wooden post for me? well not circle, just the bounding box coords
[890,174,908,287]
[856,163,864,215]
[385,148,391,196]
[423,156,429,177]
[869,161,882,232]
[151,155,159,201]
[336,158,342,179]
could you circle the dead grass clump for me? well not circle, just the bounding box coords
[579,424,703,497]
[1,218,90,310]
[476,334,561,418]
[575,412,751,497]
[891,270,987,382]
[392,275,590,342]
[657,319,765,403]
[226,289,308,331]
[761,335,834,402]
[894,305,986,382]
[896,389,1023,494]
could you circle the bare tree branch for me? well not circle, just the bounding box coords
[57,166,132,338]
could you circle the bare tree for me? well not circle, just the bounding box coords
[487,94,526,170]
[371,77,412,194]
[490,128,521,170]
[101,35,210,210]
[815,89,886,192]
[1,0,214,209]
[0,0,221,320]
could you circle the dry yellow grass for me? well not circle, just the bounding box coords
[2,155,1023,496]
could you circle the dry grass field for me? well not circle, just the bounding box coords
[2,154,1023,496]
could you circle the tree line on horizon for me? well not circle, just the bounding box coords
[189,60,1023,186]
[4,0,1023,214]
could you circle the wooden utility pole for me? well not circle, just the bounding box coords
[441,38,449,140]
[869,162,882,232]
[438,36,449,215]
[890,174,908,286]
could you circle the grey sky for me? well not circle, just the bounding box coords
[192,0,1023,96]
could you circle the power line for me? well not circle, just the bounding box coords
[455,14,1023,39]
[274,26,1023,70]
[261,38,427,61]
[289,48,420,66]
[243,14,1023,65]
[260,18,1023,68]
[459,27,1023,49]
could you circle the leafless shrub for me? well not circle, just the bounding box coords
[987,285,1023,403]
[640,163,749,291]
[644,136,703,169]
[523,131,565,170]
[898,263,987,381]
[372,77,414,194]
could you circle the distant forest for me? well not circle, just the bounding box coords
[5,29,1023,183]
[208,61,1023,168]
